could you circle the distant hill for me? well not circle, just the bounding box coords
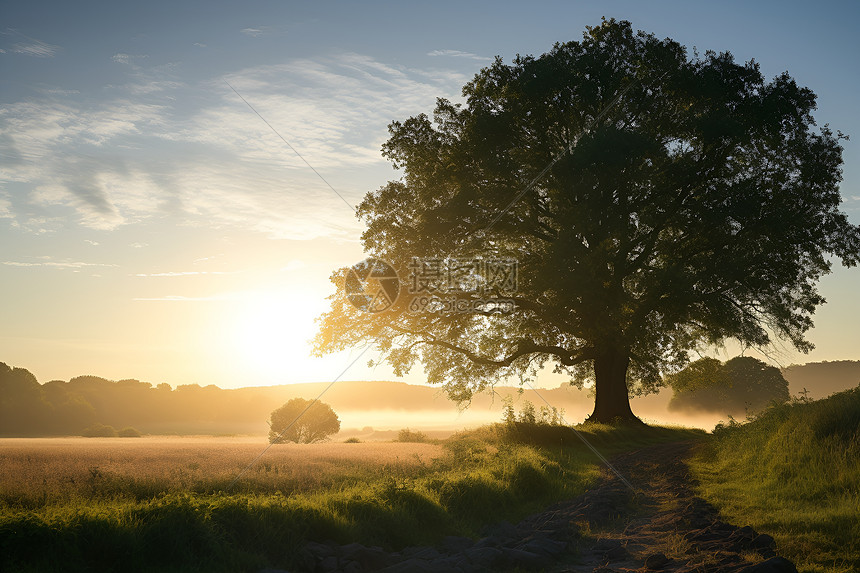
[4,359,858,436]
[781,361,860,399]
[238,380,591,415]
[0,361,591,436]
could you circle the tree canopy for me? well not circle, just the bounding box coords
[666,356,790,415]
[314,19,860,423]
[268,398,341,444]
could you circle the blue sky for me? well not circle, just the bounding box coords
[1,0,859,389]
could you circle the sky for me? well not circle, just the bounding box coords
[1,0,859,391]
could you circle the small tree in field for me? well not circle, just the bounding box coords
[268,398,340,444]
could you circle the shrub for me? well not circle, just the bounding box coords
[396,428,427,443]
[81,423,118,437]
[118,427,142,437]
[518,401,536,424]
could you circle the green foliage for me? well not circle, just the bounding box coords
[502,422,579,447]
[395,428,428,443]
[0,424,703,572]
[502,396,564,429]
[538,404,564,425]
[81,423,118,437]
[665,357,723,393]
[501,395,516,425]
[0,362,55,435]
[691,387,860,572]
[1,362,237,436]
[314,19,860,424]
[667,356,790,415]
[517,400,536,424]
[117,427,142,438]
[2,360,381,437]
[268,398,340,444]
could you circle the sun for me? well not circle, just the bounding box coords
[232,293,321,383]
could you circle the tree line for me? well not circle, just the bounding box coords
[2,359,857,436]
[0,362,270,436]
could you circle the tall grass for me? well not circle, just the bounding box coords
[0,424,703,572]
[690,387,860,573]
[0,440,442,507]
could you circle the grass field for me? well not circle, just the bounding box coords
[690,386,860,573]
[0,423,702,573]
[0,437,444,506]
[4,403,856,573]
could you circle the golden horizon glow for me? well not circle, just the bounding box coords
[1,2,858,394]
[231,292,323,383]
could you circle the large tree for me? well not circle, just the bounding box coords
[314,19,860,423]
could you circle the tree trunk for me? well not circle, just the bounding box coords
[587,347,642,424]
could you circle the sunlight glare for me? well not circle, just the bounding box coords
[233,293,320,383]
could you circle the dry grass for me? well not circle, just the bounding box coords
[0,437,443,505]
[0,425,706,572]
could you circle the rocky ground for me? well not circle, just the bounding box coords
[264,441,799,573]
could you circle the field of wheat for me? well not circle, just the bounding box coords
[0,437,444,506]
[0,424,710,572]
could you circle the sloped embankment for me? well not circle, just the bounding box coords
[691,386,860,573]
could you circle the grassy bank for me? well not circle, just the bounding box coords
[0,423,702,572]
[690,387,860,573]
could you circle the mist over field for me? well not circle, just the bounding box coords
[2,360,858,438]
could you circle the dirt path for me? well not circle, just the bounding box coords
[289,441,800,572]
[525,440,799,572]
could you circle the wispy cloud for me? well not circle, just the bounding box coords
[111,53,152,69]
[4,29,60,58]
[2,260,116,269]
[39,88,81,96]
[193,42,207,48]
[209,53,466,168]
[428,49,492,61]
[13,39,59,58]
[132,295,227,301]
[240,28,264,37]
[133,271,240,277]
[107,53,184,98]
[1,52,466,239]
[1,99,168,229]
